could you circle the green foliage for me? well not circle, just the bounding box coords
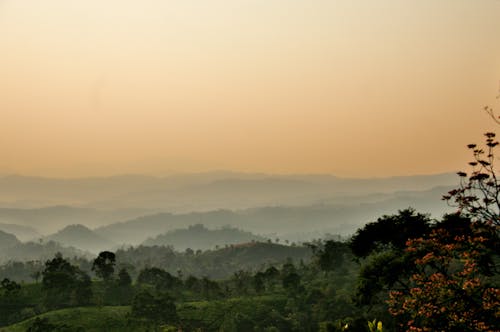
[117,268,132,287]
[2,306,131,332]
[115,241,312,280]
[1,278,21,296]
[91,251,116,282]
[25,317,56,332]
[41,253,92,309]
[25,317,75,332]
[136,267,181,293]
[350,208,431,258]
[130,291,178,327]
[367,319,383,332]
[310,240,350,272]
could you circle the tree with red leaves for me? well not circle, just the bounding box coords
[387,132,500,331]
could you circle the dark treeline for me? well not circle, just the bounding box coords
[0,241,312,282]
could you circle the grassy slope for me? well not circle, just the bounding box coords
[1,296,287,332]
[0,306,130,332]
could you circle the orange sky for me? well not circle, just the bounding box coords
[0,0,499,178]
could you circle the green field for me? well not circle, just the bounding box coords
[0,306,131,332]
[0,295,289,332]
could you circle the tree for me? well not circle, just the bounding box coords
[349,209,432,305]
[309,240,351,272]
[137,267,180,292]
[117,268,132,287]
[253,272,265,294]
[263,266,280,291]
[31,271,41,284]
[388,131,500,331]
[201,276,220,300]
[387,223,499,331]
[350,208,431,258]
[41,253,92,308]
[0,278,20,296]
[483,95,500,124]
[443,132,500,225]
[130,290,178,327]
[281,262,301,293]
[92,251,116,282]
[231,270,251,295]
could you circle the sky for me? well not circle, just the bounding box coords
[0,0,499,178]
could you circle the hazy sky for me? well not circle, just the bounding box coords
[1,0,499,178]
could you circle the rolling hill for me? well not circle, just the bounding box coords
[0,223,40,242]
[97,186,453,245]
[45,224,115,253]
[143,224,266,251]
[0,230,20,250]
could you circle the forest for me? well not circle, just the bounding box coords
[0,132,498,331]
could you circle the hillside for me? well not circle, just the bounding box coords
[46,224,114,253]
[0,230,20,250]
[143,224,266,251]
[0,306,131,332]
[0,206,151,234]
[0,223,39,242]
[0,241,91,264]
[1,297,289,332]
[98,186,453,245]
[115,242,313,279]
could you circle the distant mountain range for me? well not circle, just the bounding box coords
[96,185,454,245]
[0,172,458,212]
[0,187,455,247]
[0,171,460,254]
[0,205,152,234]
[0,185,456,260]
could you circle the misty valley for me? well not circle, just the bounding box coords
[0,169,498,332]
[1,0,499,330]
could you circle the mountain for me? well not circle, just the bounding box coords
[0,241,92,264]
[97,185,454,245]
[46,224,115,253]
[0,230,20,250]
[0,223,40,242]
[0,172,459,213]
[0,206,152,234]
[143,224,266,251]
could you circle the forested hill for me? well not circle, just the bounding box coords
[0,223,39,242]
[45,224,115,253]
[115,242,313,279]
[142,224,266,250]
[0,242,312,281]
[0,241,91,264]
[0,230,20,250]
